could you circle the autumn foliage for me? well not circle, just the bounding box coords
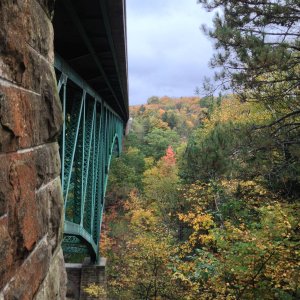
[103,95,300,299]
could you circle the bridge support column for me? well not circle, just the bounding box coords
[0,0,66,298]
[66,258,107,300]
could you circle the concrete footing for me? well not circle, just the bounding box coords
[66,258,107,300]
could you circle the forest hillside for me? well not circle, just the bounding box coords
[101,94,300,300]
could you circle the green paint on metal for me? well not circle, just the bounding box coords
[55,55,123,263]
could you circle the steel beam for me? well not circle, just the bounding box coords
[56,56,123,262]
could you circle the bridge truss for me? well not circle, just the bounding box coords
[55,55,124,262]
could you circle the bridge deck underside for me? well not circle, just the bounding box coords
[53,0,128,123]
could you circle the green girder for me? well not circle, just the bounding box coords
[55,55,123,262]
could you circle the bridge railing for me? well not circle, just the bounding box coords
[55,55,123,262]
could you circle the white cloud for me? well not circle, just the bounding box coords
[127,0,216,104]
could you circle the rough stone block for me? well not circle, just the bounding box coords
[0,143,62,289]
[1,238,51,300]
[0,216,14,290]
[0,0,63,144]
[27,0,55,61]
[48,178,64,251]
[36,177,64,252]
[0,0,54,68]
[0,1,27,83]
[7,155,40,253]
[34,247,67,300]
[0,83,62,152]
[22,45,62,98]
[34,143,61,187]
[0,162,7,216]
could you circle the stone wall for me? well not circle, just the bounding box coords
[65,259,107,300]
[0,0,66,299]
[79,258,107,300]
[66,264,82,300]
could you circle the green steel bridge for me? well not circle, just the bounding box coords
[53,0,128,262]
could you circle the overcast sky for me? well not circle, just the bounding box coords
[126,0,216,105]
